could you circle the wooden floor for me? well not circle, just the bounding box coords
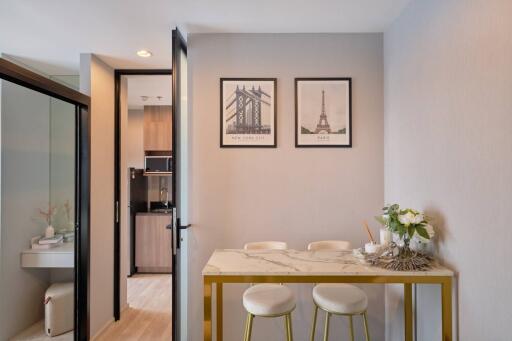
[10,321,72,341]
[95,274,172,341]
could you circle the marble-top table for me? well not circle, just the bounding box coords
[202,249,454,341]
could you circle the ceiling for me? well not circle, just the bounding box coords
[126,75,172,109]
[0,0,411,74]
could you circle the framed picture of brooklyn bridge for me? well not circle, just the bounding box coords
[220,78,277,147]
[295,78,352,147]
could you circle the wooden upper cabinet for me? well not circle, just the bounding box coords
[143,105,172,151]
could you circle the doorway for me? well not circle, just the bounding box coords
[111,28,188,341]
[110,70,174,340]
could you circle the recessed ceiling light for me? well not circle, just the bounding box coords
[137,50,152,58]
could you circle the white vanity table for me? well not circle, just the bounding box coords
[21,242,74,268]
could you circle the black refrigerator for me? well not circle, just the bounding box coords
[128,168,147,275]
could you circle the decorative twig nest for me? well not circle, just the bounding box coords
[365,242,433,271]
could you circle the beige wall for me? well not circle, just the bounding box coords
[80,54,115,337]
[120,77,129,313]
[188,33,384,341]
[384,1,512,340]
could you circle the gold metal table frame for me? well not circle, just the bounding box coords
[203,275,453,341]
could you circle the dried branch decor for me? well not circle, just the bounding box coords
[38,205,56,225]
[365,242,433,271]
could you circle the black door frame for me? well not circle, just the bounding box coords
[113,69,173,321]
[0,58,91,341]
[171,27,188,341]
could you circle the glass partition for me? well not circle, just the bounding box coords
[0,78,76,340]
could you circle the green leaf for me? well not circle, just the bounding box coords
[408,225,415,238]
[416,226,430,239]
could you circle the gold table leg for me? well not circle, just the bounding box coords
[204,279,212,341]
[404,283,413,341]
[216,283,223,341]
[202,275,453,341]
[442,278,453,341]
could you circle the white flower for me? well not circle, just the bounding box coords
[398,212,415,226]
[412,213,424,225]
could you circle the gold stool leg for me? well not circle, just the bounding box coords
[363,312,370,341]
[310,305,318,341]
[323,312,330,341]
[245,314,254,341]
[285,313,293,341]
[243,313,249,341]
[348,315,354,341]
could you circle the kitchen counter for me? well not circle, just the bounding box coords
[135,213,172,273]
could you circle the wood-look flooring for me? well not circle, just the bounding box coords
[10,321,72,341]
[95,274,172,341]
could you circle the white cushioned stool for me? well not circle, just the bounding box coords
[312,284,368,314]
[242,241,295,341]
[243,284,295,316]
[44,282,74,337]
[308,241,370,341]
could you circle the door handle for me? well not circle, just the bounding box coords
[172,208,177,255]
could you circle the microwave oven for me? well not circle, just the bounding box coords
[144,155,172,174]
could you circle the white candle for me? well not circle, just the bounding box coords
[365,242,381,254]
[380,228,392,246]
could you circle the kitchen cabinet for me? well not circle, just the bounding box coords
[135,213,172,272]
[143,105,172,151]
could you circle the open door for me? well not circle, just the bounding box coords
[171,28,189,341]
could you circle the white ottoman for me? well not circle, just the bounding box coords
[44,282,74,336]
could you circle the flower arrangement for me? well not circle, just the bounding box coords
[368,204,435,271]
[376,204,434,246]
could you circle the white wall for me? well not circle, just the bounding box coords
[0,80,51,340]
[80,54,115,337]
[384,1,512,340]
[188,33,384,341]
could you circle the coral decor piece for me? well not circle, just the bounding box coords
[38,204,56,226]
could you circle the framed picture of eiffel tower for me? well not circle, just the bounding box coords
[295,78,352,147]
[220,78,277,148]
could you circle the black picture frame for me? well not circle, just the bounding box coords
[220,78,277,148]
[295,77,352,148]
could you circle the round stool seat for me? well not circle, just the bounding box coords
[312,284,368,314]
[243,284,296,316]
